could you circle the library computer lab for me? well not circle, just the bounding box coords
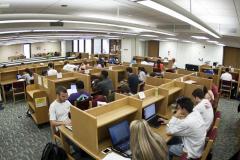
[0,0,240,160]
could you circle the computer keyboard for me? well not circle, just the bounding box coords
[148,116,161,128]
[118,141,130,151]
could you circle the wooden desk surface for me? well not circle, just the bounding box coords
[59,123,170,160]
[141,95,165,107]
[49,77,77,83]
[27,89,42,98]
[0,79,25,85]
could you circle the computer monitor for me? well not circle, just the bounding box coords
[70,83,77,90]
[185,64,199,71]
[108,120,130,146]
[143,103,156,120]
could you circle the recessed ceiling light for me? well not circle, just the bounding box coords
[191,36,209,40]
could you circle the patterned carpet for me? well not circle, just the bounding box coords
[0,99,239,160]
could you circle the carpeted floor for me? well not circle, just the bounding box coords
[0,98,239,160]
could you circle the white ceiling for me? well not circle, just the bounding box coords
[0,0,239,47]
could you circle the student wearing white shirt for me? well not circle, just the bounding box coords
[166,97,206,159]
[220,68,232,81]
[49,86,72,130]
[47,63,58,76]
[138,67,147,82]
[192,88,214,131]
[140,57,149,65]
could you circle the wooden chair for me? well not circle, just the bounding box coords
[12,81,26,103]
[220,80,232,99]
[74,97,92,110]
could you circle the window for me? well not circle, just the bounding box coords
[94,39,101,54]
[85,39,92,54]
[23,44,31,58]
[79,39,84,52]
[102,39,109,53]
[73,40,78,52]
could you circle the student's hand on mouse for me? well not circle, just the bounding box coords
[158,118,168,124]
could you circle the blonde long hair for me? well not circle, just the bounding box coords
[130,120,168,160]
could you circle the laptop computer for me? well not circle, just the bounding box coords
[143,103,162,128]
[108,120,132,158]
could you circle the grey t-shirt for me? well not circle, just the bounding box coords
[96,78,114,96]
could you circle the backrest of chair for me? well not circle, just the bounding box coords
[215,110,221,119]
[201,140,214,160]
[12,81,25,89]
[214,118,221,128]
[220,80,232,90]
[207,127,217,141]
[74,97,92,110]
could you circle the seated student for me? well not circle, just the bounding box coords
[49,86,72,131]
[21,68,34,84]
[141,57,149,65]
[93,70,114,97]
[47,62,58,76]
[126,67,139,94]
[68,81,91,105]
[131,57,137,64]
[79,61,89,71]
[130,120,168,160]
[171,58,177,71]
[138,67,147,83]
[96,61,104,68]
[192,88,214,131]
[154,59,164,72]
[220,68,232,81]
[118,81,131,96]
[63,61,78,72]
[166,97,206,160]
[203,86,214,103]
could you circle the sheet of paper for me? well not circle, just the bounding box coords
[102,152,130,160]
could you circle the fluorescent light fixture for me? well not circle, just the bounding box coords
[33,29,107,33]
[0,20,58,23]
[0,30,32,34]
[137,0,220,38]
[166,38,178,40]
[191,36,209,40]
[62,20,175,36]
[140,34,158,37]
[217,43,225,46]
[207,40,218,44]
[182,40,194,43]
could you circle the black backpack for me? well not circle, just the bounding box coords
[41,142,67,160]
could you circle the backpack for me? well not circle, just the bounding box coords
[41,142,67,160]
